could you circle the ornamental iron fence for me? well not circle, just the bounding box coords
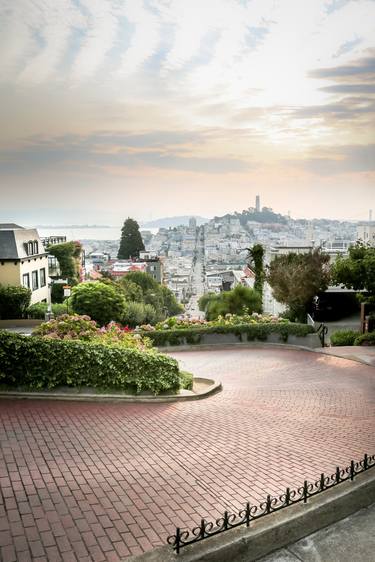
[167,453,375,554]
[316,322,328,347]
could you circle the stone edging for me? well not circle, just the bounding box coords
[161,341,375,369]
[159,341,318,353]
[126,467,375,562]
[0,377,222,404]
[315,348,375,368]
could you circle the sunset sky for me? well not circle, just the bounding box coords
[1,0,374,225]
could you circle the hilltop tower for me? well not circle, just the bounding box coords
[255,195,260,213]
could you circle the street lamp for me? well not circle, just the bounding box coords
[46,277,53,321]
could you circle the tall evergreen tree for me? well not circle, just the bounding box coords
[247,244,265,302]
[117,218,145,259]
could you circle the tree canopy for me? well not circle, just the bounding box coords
[117,218,145,259]
[47,241,82,281]
[331,242,375,302]
[121,271,182,318]
[267,249,330,322]
[0,284,31,319]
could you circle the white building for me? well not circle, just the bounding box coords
[357,222,375,246]
[0,224,49,304]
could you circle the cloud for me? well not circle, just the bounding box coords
[320,84,375,93]
[0,130,250,175]
[325,0,352,14]
[310,53,375,81]
[291,97,375,120]
[333,37,363,58]
[117,2,161,76]
[70,0,119,80]
[287,144,375,175]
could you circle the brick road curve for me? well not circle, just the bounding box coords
[0,347,374,561]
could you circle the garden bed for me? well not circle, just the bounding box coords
[0,331,189,395]
[0,376,220,403]
[141,322,320,348]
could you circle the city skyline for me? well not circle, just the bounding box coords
[1,0,374,224]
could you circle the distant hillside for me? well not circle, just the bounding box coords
[214,208,287,225]
[141,216,209,228]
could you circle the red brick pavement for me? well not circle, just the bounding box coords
[0,348,374,561]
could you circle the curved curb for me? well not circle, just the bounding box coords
[0,377,222,404]
[162,342,375,369]
[314,348,375,368]
[126,467,375,562]
[159,342,320,353]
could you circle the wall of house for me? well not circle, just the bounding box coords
[20,256,49,304]
[0,261,21,285]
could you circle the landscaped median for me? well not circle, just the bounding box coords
[0,330,185,394]
[140,320,319,348]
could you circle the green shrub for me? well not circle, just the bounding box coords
[120,271,183,318]
[200,285,262,321]
[0,331,181,394]
[122,302,158,327]
[51,283,64,303]
[0,284,31,319]
[70,282,126,325]
[27,302,67,319]
[353,332,375,346]
[144,322,314,346]
[330,330,360,346]
[180,371,194,390]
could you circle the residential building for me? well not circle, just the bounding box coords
[0,224,49,304]
[139,251,164,283]
[110,261,147,277]
[357,222,375,246]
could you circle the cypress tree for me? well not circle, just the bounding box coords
[118,218,145,259]
[247,243,265,303]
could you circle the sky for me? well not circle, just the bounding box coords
[0,0,374,225]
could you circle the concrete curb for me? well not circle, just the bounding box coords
[126,468,375,562]
[162,342,375,369]
[315,348,375,368]
[158,342,319,353]
[0,377,222,403]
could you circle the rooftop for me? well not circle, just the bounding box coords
[0,223,24,230]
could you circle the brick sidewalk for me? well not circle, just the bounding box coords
[0,348,374,561]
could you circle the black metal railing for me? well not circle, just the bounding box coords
[167,453,375,553]
[316,322,328,347]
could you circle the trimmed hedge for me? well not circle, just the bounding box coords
[0,285,31,319]
[330,330,360,347]
[0,331,181,394]
[354,332,375,346]
[180,371,194,390]
[27,302,67,319]
[144,322,314,346]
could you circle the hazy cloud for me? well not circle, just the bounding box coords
[287,144,375,175]
[320,83,375,93]
[310,53,375,80]
[0,130,250,174]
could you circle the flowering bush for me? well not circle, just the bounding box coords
[95,322,153,351]
[33,314,99,340]
[152,313,288,331]
[33,315,152,351]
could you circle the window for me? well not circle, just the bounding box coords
[22,273,30,288]
[32,270,38,291]
[28,242,33,255]
[40,268,46,287]
[34,241,39,254]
